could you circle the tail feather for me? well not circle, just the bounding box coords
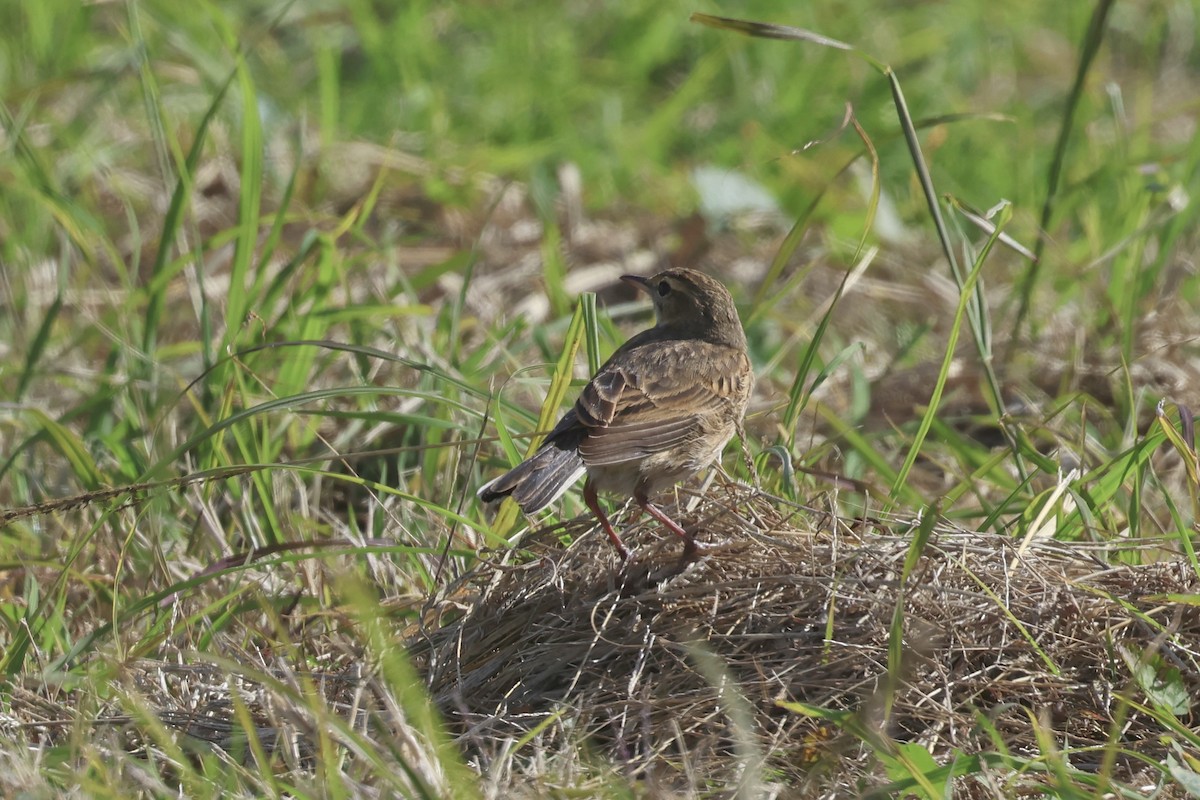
[478,433,586,514]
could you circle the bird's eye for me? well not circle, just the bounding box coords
[657,281,671,297]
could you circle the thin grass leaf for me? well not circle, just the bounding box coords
[14,293,62,401]
[945,194,1039,262]
[939,442,1018,513]
[225,52,265,351]
[229,681,279,792]
[781,262,849,447]
[886,206,1006,508]
[1157,401,1200,498]
[746,188,823,326]
[140,69,236,359]
[127,0,173,214]
[878,742,946,800]
[1014,0,1116,342]
[690,13,855,53]
[1064,425,1166,531]
[25,408,104,490]
[884,508,935,720]
[582,290,601,376]
[849,114,881,262]
[490,296,590,538]
[275,238,337,399]
[784,338,861,453]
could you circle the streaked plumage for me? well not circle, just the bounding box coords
[478,268,752,559]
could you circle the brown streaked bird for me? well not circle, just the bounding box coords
[478,268,753,560]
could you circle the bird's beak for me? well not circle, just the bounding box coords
[621,274,651,294]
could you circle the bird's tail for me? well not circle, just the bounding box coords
[478,435,586,514]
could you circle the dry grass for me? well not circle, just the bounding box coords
[412,485,1199,797]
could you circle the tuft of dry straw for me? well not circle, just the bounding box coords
[413,485,1200,797]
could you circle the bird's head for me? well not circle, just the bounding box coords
[621,269,746,347]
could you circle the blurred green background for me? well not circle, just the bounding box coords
[6,0,1192,245]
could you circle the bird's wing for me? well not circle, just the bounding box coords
[575,340,744,467]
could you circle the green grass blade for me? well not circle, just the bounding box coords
[1013,0,1116,343]
[886,206,1006,508]
[489,296,590,538]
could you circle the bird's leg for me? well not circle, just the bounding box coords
[634,490,703,556]
[584,478,632,560]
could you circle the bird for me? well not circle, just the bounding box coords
[478,268,753,560]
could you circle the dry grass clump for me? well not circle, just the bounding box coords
[414,484,1200,797]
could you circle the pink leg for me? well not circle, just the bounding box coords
[634,491,702,555]
[584,479,632,560]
